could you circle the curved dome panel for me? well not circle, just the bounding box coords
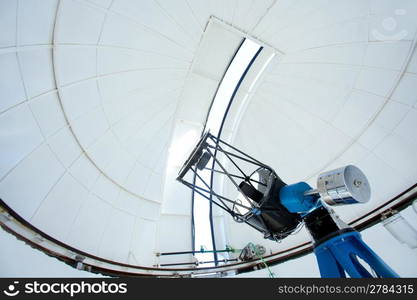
[224,0,417,253]
[1,0,417,275]
[54,0,192,202]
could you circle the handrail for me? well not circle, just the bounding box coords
[1,183,416,277]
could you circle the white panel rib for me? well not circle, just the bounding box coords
[0,53,26,112]
[156,0,203,42]
[0,0,17,48]
[0,143,65,220]
[233,0,275,33]
[408,48,417,73]
[85,0,113,9]
[29,91,67,137]
[18,48,55,98]
[98,208,135,263]
[391,73,417,106]
[87,131,121,170]
[31,173,88,241]
[394,107,417,144]
[18,0,58,45]
[91,174,120,206]
[130,217,157,266]
[70,107,109,147]
[364,42,412,70]
[373,100,410,132]
[100,13,192,61]
[0,104,44,179]
[97,47,188,76]
[355,68,400,97]
[55,0,106,44]
[69,153,101,190]
[60,79,101,120]
[374,133,417,184]
[55,46,97,85]
[142,173,164,203]
[111,0,197,50]
[332,91,385,138]
[47,126,82,168]
[67,193,113,254]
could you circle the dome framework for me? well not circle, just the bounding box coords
[1,0,417,277]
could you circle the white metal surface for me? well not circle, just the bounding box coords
[1,0,417,273]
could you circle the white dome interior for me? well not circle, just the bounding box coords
[1,0,417,276]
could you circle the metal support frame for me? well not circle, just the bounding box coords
[304,205,399,278]
[314,231,398,278]
[177,132,302,241]
[177,133,278,224]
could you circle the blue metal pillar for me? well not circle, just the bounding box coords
[314,231,399,278]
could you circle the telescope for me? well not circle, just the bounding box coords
[177,132,398,278]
